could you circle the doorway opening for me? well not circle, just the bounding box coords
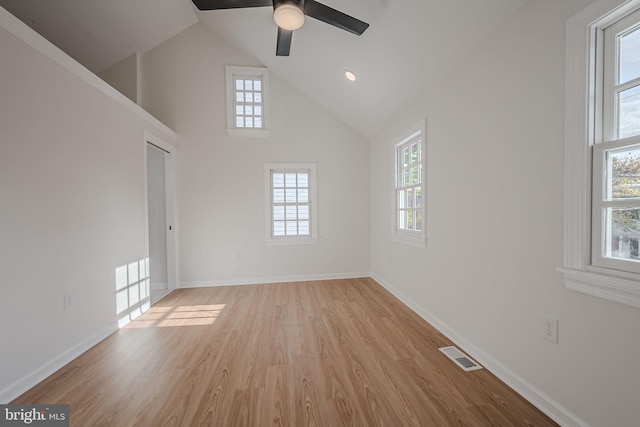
[144,135,177,305]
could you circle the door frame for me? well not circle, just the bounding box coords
[143,130,177,291]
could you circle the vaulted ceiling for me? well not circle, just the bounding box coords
[0,0,527,138]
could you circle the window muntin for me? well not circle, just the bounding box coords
[594,142,640,270]
[604,12,640,140]
[225,66,270,137]
[233,76,264,129]
[617,22,640,139]
[271,171,311,237]
[393,123,426,248]
[593,8,640,273]
[264,163,318,245]
[561,0,640,308]
[396,132,422,233]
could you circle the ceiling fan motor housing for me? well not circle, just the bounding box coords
[274,0,305,10]
[273,0,306,31]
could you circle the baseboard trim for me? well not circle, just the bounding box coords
[180,272,372,288]
[0,323,117,404]
[1,274,587,425]
[150,282,169,290]
[370,274,590,427]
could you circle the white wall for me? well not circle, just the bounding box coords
[369,0,640,426]
[142,24,370,286]
[0,12,175,401]
[98,53,140,105]
[7,1,637,424]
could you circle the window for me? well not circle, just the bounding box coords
[396,134,423,232]
[592,9,640,274]
[562,0,640,308]
[225,66,271,137]
[392,120,426,247]
[264,163,318,245]
[234,77,263,129]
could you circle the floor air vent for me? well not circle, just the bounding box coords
[438,346,483,371]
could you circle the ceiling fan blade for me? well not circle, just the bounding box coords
[191,0,273,10]
[276,28,293,56]
[303,0,369,36]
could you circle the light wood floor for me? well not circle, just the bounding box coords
[14,278,557,426]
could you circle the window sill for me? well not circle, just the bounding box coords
[227,128,271,138]
[265,237,319,246]
[557,267,640,309]
[392,232,426,248]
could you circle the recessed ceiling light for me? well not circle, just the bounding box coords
[345,70,357,82]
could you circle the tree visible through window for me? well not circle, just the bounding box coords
[592,8,640,273]
[562,0,640,307]
[395,131,423,234]
[603,148,640,260]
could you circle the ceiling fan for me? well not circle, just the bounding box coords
[191,0,369,56]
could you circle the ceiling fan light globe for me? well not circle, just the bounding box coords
[273,3,305,31]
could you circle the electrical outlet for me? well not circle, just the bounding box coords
[542,316,558,344]
[63,292,73,311]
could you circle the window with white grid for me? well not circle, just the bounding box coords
[393,120,426,247]
[592,7,640,274]
[264,163,318,245]
[225,66,270,137]
[562,0,640,308]
[233,76,263,129]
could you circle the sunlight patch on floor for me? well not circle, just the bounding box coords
[125,304,226,328]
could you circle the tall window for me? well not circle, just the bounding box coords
[563,0,640,308]
[272,171,310,237]
[393,121,426,247]
[592,8,640,274]
[264,163,318,245]
[225,66,271,137]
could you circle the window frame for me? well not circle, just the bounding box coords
[591,9,640,274]
[264,163,318,246]
[562,0,640,308]
[392,119,427,248]
[225,66,271,138]
[592,140,640,274]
